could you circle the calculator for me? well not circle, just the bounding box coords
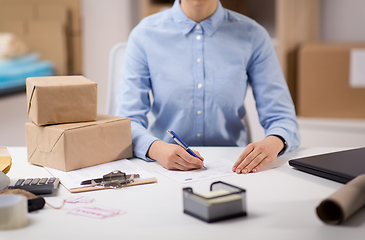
[7,177,60,195]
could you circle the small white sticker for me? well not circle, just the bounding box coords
[349,49,365,88]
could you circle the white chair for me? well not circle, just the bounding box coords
[107,42,262,143]
[107,42,156,127]
[244,86,265,143]
[106,42,127,116]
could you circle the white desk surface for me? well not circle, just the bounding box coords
[3,147,365,240]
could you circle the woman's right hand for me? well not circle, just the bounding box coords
[147,140,204,171]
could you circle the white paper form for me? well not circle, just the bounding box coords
[154,159,235,184]
[45,160,156,190]
[350,49,365,88]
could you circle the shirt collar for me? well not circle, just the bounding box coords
[171,0,225,37]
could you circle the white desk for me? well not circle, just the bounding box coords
[3,147,365,240]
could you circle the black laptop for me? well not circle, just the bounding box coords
[288,147,365,184]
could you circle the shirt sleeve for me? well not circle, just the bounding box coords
[246,24,301,153]
[115,22,159,161]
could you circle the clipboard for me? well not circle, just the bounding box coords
[45,159,157,193]
[68,178,157,193]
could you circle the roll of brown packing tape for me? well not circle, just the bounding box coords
[0,194,28,230]
[316,174,365,224]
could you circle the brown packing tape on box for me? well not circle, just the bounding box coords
[316,174,365,224]
[26,76,97,126]
[25,114,133,172]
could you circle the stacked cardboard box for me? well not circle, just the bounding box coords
[0,0,82,75]
[25,76,133,171]
[298,42,365,118]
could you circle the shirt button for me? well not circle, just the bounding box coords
[197,83,203,88]
[197,133,201,137]
[196,58,201,63]
[197,110,202,115]
[196,35,201,40]
[196,25,201,30]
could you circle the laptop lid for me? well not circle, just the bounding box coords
[288,147,365,184]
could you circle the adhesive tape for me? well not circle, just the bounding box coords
[0,194,28,230]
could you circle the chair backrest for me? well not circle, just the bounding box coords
[244,85,265,143]
[107,42,156,128]
[106,42,127,115]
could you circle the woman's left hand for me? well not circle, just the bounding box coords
[232,135,284,174]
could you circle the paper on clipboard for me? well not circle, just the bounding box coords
[45,159,157,193]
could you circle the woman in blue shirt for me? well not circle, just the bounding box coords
[116,0,300,174]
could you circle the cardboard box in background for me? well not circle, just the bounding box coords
[0,0,82,75]
[26,76,97,126]
[298,43,365,118]
[37,2,82,74]
[25,114,133,172]
[27,21,68,75]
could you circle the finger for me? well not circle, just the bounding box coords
[173,159,202,171]
[163,147,194,170]
[251,155,278,173]
[232,144,255,172]
[175,149,204,169]
[192,150,204,161]
[164,152,194,171]
[234,146,260,173]
[163,159,189,171]
[174,160,202,171]
[178,149,204,165]
[171,161,191,171]
[239,152,266,174]
[236,150,262,174]
[251,157,271,173]
[163,154,187,170]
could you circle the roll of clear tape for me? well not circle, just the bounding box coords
[0,194,28,230]
[316,174,365,224]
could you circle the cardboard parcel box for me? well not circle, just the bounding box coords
[298,43,365,118]
[27,76,97,126]
[25,114,133,171]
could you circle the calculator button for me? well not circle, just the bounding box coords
[14,179,25,186]
[23,179,33,185]
[31,178,40,185]
[39,178,48,185]
[48,178,55,184]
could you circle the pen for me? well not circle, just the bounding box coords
[167,129,207,169]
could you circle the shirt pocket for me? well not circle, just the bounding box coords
[213,69,247,107]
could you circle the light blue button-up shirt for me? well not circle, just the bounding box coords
[116,0,300,161]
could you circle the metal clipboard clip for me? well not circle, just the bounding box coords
[80,170,140,189]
